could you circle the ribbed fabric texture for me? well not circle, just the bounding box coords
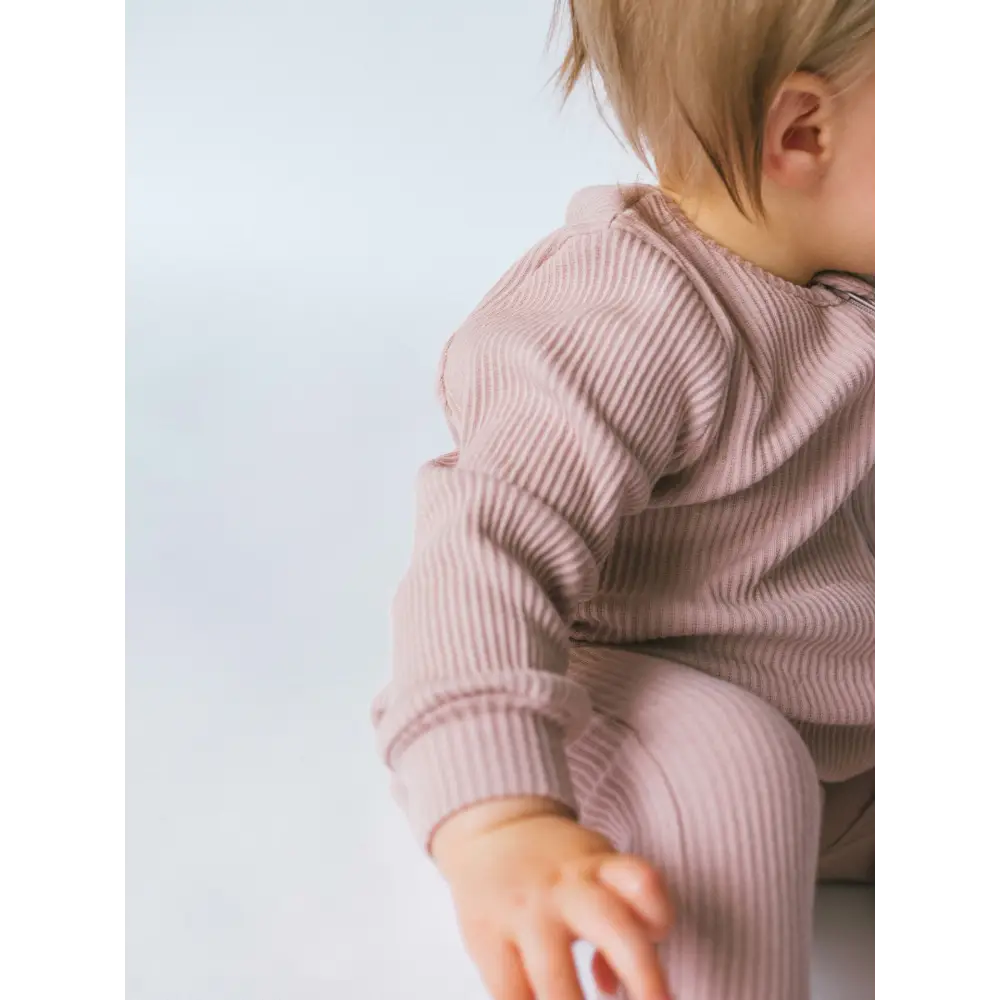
[372,184,875,850]
[564,646,873,1000]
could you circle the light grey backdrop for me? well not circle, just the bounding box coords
[128,3,874,997]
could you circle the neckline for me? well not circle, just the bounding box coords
[630,186,845,307]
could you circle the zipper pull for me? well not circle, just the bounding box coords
[843,291,875,315]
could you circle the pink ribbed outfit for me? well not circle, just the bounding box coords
[373,184,874,999]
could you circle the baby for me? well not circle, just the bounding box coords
[373,2,874,998]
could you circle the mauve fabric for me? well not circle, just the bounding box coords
[372,184,875,850]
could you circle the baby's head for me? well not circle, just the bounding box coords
[555,0,875,277]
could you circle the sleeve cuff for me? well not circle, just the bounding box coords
[389,709,578,852]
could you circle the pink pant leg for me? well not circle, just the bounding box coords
[566,647,824,1000]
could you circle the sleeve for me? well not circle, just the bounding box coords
[371,225,732,850]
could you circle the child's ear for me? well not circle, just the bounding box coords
[762,73,834,192]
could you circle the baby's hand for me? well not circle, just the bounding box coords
[432,797,673,1000]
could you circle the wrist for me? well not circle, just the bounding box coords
[430,795,573,863]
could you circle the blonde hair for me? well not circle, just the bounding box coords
[552,0,874,214]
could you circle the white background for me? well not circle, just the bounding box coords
[126,2,874,997]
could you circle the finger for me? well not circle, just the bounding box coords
[591,949,619,995]
[559,880,671,1000]
[596,855,673,940]
[518,922,586,1000]
[473,939,535,1000]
